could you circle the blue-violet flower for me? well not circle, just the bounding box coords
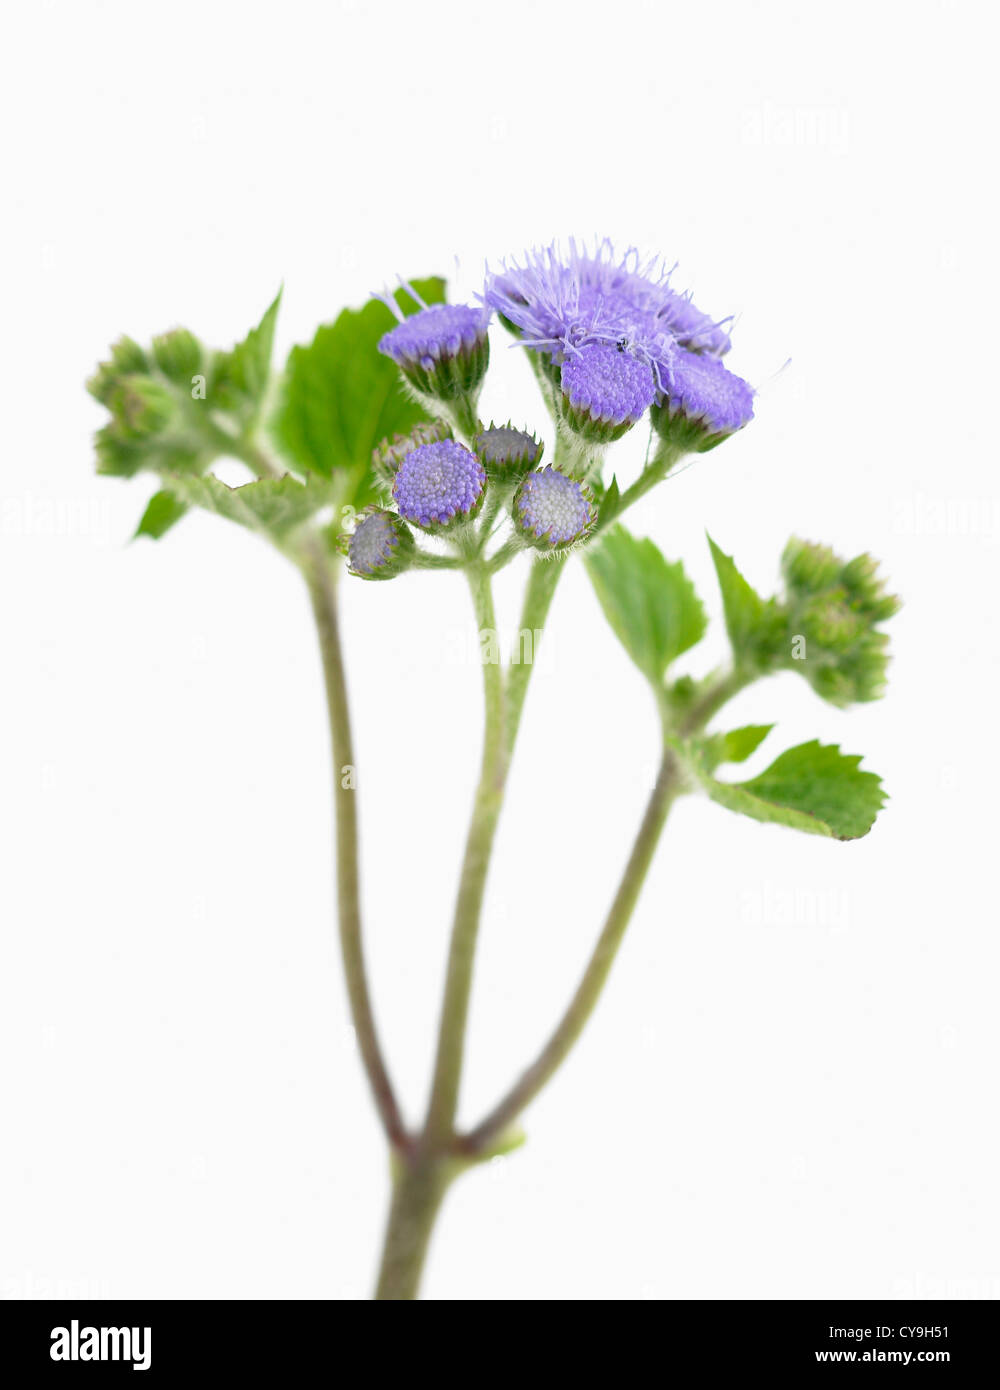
[378,301,490,401]
[344,508,414,580]
[651,348,755,451]
[392,438,486,530]
[513,466,596,550]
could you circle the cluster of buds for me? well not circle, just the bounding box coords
[87,330,214,479]
[361,243,763,581]
[779,539,901,705]
[350,417,596,579]
[88,337,183,476]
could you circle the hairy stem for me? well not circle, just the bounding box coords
[306,553,407,1151]
[504,555,566,752]
[422,564,507,1142]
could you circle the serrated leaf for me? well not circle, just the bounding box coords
[272,276,445,507]
[212,288,283,417]
[133,490,189,540]
[586,524,707,685]
[162,472,334,542]
[696,739,886,840]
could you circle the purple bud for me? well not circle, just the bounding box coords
[392,439,486,530]
[560,342,657,441]
[653,349,754,448]
[378,303,490,401]
[344,509,413,580]
[473,423,543,480]
[513,466,596,550]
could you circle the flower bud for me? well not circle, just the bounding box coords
[512,466,596,551]
[108,375,176,440]
[86,336,150,405]
[341,508,415,580]
[378,304,490,402]
[558,342,657,445]
[152,328,203,384]
[392,438,486,532]
[650,348,754,453]
[780,539,900,705]
[372,420,452,490]
[472,423,543,483]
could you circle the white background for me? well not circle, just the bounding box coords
[3,0,997,1301]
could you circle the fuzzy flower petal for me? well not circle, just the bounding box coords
[660,350,755,436]
[561,342,657,427]
[483,239,731,406]
[378,304,488,370]
[392,439,486,528]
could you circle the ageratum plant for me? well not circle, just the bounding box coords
[87,240,898,1299]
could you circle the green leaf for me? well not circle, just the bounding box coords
[695,739,886,840]
[596,474,621,527]
[134,490,189,540]
[707,533,766,650]
[161,472,334,542]
[272,276,446,506]
[719,724,775,763]
[586,524,707,685]
[212,288,283,417]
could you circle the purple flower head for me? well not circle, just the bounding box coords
[483,239,732,406]
[513,466,596,550]
[344,508,413,580]
[392,438,486,530]
[473,423,543,479]
[656,349,755,441]
[561,342,657,433]
[377,288,490,402]
[379,304,488,371]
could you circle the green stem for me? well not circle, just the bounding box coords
[607,441,685,527]
[373,554,570,1295]
[461,665,749,1155]
[306,552,408,1152]
[422,564,506,1143]
[503,555,566,752]
[679,667,754,736]
[374,1158,454,1300]
[462,748,683,1153]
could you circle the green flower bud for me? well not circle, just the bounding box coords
[371,420,452,490]
[152,328,203,384]
[86,336,149,405]
[781,538,899,706]
[108,375,176,440]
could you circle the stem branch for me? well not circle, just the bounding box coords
[462,749,682,1153]
[306,552,407,1152]
[422,564,506,1142]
